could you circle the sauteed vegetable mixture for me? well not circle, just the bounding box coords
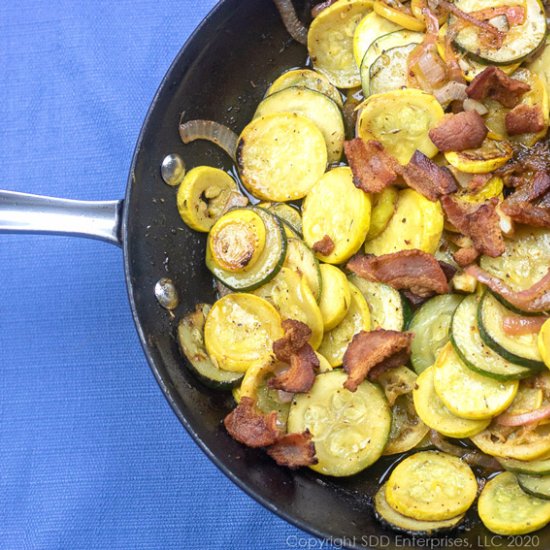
[171,0,550,537]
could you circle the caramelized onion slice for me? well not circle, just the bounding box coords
[179,119,238,162]
[273,0,308,45]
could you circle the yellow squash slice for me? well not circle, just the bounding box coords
[204,293,283,372]
[357,89,444,164]
[413,366,490,438]
[177,166,239,232]
[433,343,518,420]
[444,138,514,174]
[308,0,374,88]
[253,267,324,349]
[318,282,371,367]
[478,472,550,535]
[302,166,371,264]
[366,186,398,239]
[237,113,327,201]
[528,36,550,99]
[385,451,478,521]
[353,11,400,67]
[318,264,352,331]
[373,1,425,31]
[364,188,443,255]
[539,318,550,369]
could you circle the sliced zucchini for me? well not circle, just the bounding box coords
[373,1,425,31]
[264,203,302,236]
[176,166,239,232]
[302,166,371,264]
[484,68,549,147]
[366,186,398,240]
[527,35,550,98]
[478,291,545,369]
[308,0,374,88]
[451,294,533,380]
[479,227,550,300]
[368,43,419,97]
[385,451,478,521]
[205,207,287,292]
[237,112,327,201]
[498,456,550,476]
[472,422,550,460]
[318,264,352,331]
[283,238,322,302]
[357,89,444,165]
[353,11,400,67]
[177,304,243,389]
[252,267,324,350]
[478,472,550,535]
[539,318,550,369]
[506,383,544,415]
[413,365,491,438]
[433,343,519,419]
[204,293,283,372]
[444,138,514,174]
[360,30,423,96]
[364,188,444,256]
[409,294,463,375]
[518,473,550,500]
[254,86,345,163]
[374,483,465,535]
[452,0,547,65]
[287,369,392,476]
[318,282,371,367]
[266,68,343,109]
[383,393,430,455]
[348,274,405,331]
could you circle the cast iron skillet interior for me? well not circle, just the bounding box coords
[123,0,550,547]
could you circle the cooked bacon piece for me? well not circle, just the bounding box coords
[505,104,546,136]
[368,348,413,380]
[468,173,493,192]
[539,192,550,208]
[347,250,449,297]
[401,150,457,201]
[429,111,488,152]
[402,290,433,307]
[502,315,547,336]
[268,344,318,393]
[312,234,335,256]
[466,66,531,108]
[439,261,458,282]
[266,430,317,469]
[453,247,480,267]
[273,320,312,363]
[441,196,504,257]
[500,201,550,228]
[343,330,414,392]
[344,139,398,193]
[508,172,550,203]
[224,397,280,447]
[497,139,550,179]
[465,264,550,313]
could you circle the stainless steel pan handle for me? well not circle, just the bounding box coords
[0,190,123,247]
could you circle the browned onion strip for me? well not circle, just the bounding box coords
[497,404,550,427]
[179,119,238,162]
[311,0,338,18]
[273,0,308,45]
[502,315,548,335]
[437,0,503,39]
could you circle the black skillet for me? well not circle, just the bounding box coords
[0,0,547,548]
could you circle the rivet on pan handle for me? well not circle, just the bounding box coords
[0,190,123,247]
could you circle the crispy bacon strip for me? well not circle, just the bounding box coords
[401,150,457,201]
[441,196,504,257]
[505,104,546,136]
[343,330,414,392]
[344,139,398,193]
[273,319,312,363]
[453,247,480,267]
[468,173,493,192]
[347,250,449,297]
[428,111,488,152]
[466,66,531,108]
[312,235,335,256]
[268,344,318,393]
[224,397,280,447]
[465,264,550,313]
[507,172,550,203]
[266,430,317,469]
[502,315,548,336]
[500,201,550,228]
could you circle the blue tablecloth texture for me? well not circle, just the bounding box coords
[0,2,325,548]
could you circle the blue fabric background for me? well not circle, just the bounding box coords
[0,2,325,548]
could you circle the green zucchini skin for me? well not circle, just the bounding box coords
[498,456,550,476]
[491,291,550,317]
[451,295,532,381]
[518,474,550,500]
[206,207,287,292]
[177,305,243,390]
[477,292,545,371]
